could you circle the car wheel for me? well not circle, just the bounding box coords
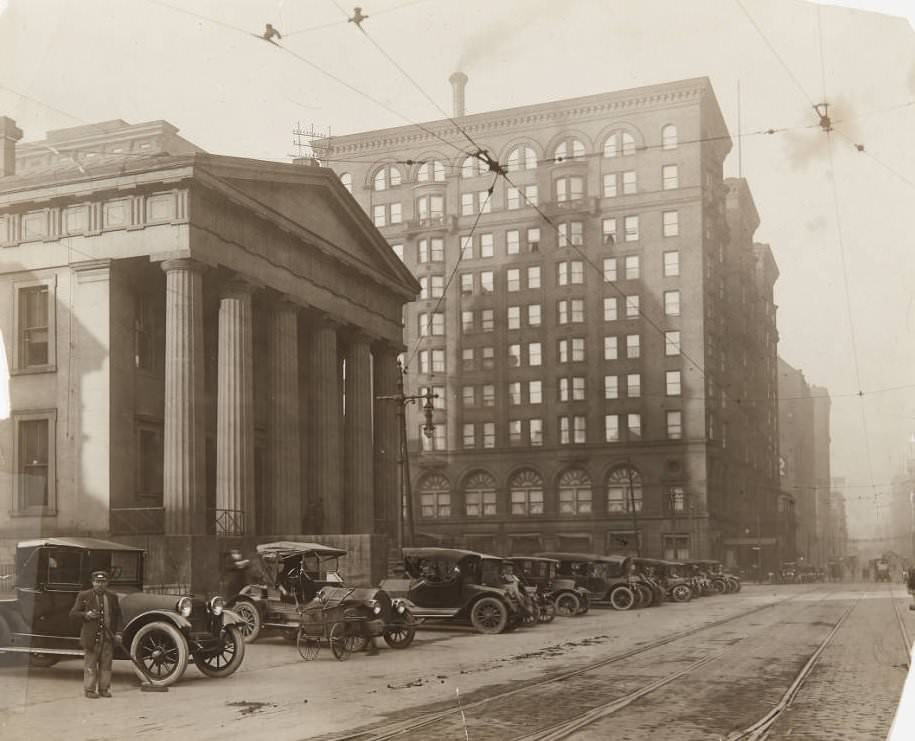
[130,621,189,687]
[635,584,653,607]
[193,625,245,678]
[539,601,557,623]
[28,653,59,667]
[349,634,370,653]
[577,593,591,615]
[711,579,727,595]
[296,626,320,661]
[383,618,416,649]
[329,622,354,661]
[555,592,580,617]
[671,584,692,603]
[610,585,635,611]
[232,601,262,643]
[733,580,742,593]
[470,597,508,634]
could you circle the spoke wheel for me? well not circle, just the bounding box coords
[232,601,262,643]
[193,625,245,678]
[383,618,416,649]
[329,622,354,661]
[296,626,320,661]
[671,584,692,603]
[130,621,189,687]
[539,600,557,623]
[609,585,634,611]
[555,592,580,618]
[711,580,727,595]
[469,597,508,634]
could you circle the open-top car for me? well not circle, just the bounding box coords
[633,558,694,603]
[228,541,415,650]
[537,552,637,610]
[508,556,590,617]
[0,537,246,687]
[380,547,525,634]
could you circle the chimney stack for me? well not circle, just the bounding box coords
[1,117,23,177]
[449,72,468,118]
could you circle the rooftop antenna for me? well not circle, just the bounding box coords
[290,121,332,162]
[814,102,832,132]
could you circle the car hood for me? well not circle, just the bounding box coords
[118,590,189,622]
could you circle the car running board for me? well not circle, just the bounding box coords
[0,646,84,656]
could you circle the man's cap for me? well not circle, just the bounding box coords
[90,570,110,581]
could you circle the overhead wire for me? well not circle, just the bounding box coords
[285,0,440,37]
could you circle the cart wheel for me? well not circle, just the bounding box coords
[329,622,354,661]
[296,626,320,661]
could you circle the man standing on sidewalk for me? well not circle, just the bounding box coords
[69,570,122,698]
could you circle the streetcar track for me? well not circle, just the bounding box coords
[888,583,912,666]
[319,587,824,741]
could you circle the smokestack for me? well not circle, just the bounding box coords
[449,72,468,118]
[0,117,23,177]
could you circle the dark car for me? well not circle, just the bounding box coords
[633,558,693,603]
[0,537,246,687]
[537,552,637,610]
[380,547,525,634]
[228,541,415,650]
[508,556,591,617]
[694,559,741,593]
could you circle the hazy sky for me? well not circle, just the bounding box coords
[1,0,913,538]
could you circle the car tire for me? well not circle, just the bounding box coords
[539,601,557,623]
[193,625,245,678]
[577,593,591,615]
[470,597,509,634]
[670,584,692,603]
[383,618,416,649]
[233,601,262,643]
[130,620,189,687]
[711,579,727,595]
[28,653,59,667]
[609,585,635,611]
[555,592,580,617]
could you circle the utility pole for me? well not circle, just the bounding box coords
[627,464,641,556]
[376,360,437,550]
[756,508,762,584]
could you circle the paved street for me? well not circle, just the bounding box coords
[0,583,908,740]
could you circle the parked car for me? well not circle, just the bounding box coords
[508,555,590,617]
[228,541,415,650]
[695,559,741,593]
[0,537,245,687]
[380,547,525,634]
[537,552,637,610]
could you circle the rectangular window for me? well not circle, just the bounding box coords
[603,173,617,198]
[418,313,429,336]
[574,415,586,443]
[529,380,542,404]
[572,376,585,401]
[665,330,681,356]
[663,210,679,237]
[664,290,681,316]
[480,233,494,258]
[559,416,570,444]
[430,275,444,298]
[529,342,542,366]
[419,350,429,374]
[466,489,497,516]
[663,535,690,561]
[625,295,640,319]
[419,276,430,300]
[602,218,617,245]
[571,338,585,362]
[507,306,521,329]
[529,418,544,446]
[603,257,617,282]
[528,304,542,327]
[559,377,570,402]
[16,415,54,512]
[461,193,474,216]
[627,413,642,439]
[624,215,639,242]
[604,414,620,442]
[570,299,584,323]
[482,384,495,406]
[461,236,473,260]
[558,300,569,325]
[624,255,640,280]
[462,311,474,333]
[667,410,683,439]
[508,419,522,446]
[478,191,492,213]
[527,265,541,289]
[506,230,520,255]
[603,297,618,321]
[18,284,51,368]
[512,488,544,515]
[604,375,619,399]
[626,334,640,359]
[429,238,444,262]
[461,273,473,295]
[481,346,494,370]
[431,313,445,336]
[559,339,569,364]
[482,422,496,448]
[462,348,475,370]
[508,382,522,405]
[462,386,475,407]
[390,202,402,224]
[558,222,583,247]
[559,487,592,515]
[525,184,538,207]
[373,205,386,227]
[480,271,494,294]
[527,227,541,251]
[666,370,682,396]
[481,309,494,331]
[506,268,520,292]
[622,170,637,194]
[420,491,450,516]
[556,176,584,202]
[627,373,641,398]
[663,251,680,277]
[662,164,679,190]
[604,336,618,360]
[506,187,521,210]
[507,344,521,367]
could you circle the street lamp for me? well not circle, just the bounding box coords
[376,360,437,549]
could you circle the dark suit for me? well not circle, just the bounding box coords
[70,588,122,693]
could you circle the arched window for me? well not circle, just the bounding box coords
[419,473,451,518]
[554,138,586,163]
[510,469,544,516]
[339,172,352,193]
[607,466,642,513]
[558,469,592,514]
[462,155,481,178]
[507,145,537,172]
[603,131,636,158]
[662,124,678,150]
[417,160,446,183]
[373,165,402,191]
[464,470,496,517]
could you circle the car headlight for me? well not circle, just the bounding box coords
[368,599,382,615]
[395,602,406,614]
[176,596,193,618]
[209,596,225,616]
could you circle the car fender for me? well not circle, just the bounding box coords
[219,608,248,629]
[235,585,267,603]
[122,610,193,640]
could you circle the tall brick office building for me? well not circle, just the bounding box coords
[319,76,783,570]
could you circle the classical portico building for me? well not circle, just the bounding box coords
[0,118,417,585]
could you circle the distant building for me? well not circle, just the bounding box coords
[0,117,418,586]
[319,76,782,568]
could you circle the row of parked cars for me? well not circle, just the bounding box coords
[0,538,741,687]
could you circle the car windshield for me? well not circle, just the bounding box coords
[85,551,142,585]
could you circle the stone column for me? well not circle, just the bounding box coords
[161,259,206,535]
[310,316,343,533]
[216,280,255,535]
[268,300,301,534]
[373,345,401,543]
[344,332,375,533]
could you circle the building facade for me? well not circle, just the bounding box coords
[0,117,418,584]
[319,77,781,566]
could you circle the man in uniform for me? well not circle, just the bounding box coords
[69,570,122,698]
